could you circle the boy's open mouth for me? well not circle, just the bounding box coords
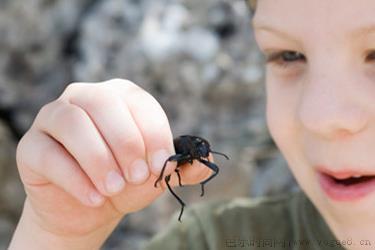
[331,175,375,186]
[317,170,375,201]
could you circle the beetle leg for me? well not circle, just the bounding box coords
[175,168,183,186]
[165,175,185,222]
[198,158,219,197]
[154,154,183,188]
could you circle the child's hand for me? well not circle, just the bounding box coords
[13,79,213,248]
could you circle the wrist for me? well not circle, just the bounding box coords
[8,199,121,250]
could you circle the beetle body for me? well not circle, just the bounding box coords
[173,135,210,165]
[154,135,229,222]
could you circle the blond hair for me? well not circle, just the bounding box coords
[246,0,257,15]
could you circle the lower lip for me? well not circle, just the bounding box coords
[318,172,375,201]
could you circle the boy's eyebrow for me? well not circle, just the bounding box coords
[253,24,300,44]
[254,23,375,41]
[350,24,375,38]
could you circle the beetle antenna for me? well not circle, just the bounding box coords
[210,150,229,160]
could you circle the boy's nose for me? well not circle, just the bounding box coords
[297,71,368,140]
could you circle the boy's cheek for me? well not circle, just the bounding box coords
[266,97,310,177]
[266,96,297,151]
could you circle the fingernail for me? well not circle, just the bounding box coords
[127,159,149,183]
[89,191,105,206]
[105,170,126,194]
[151,149,170,173]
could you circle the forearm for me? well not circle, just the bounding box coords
[8,200,120,250]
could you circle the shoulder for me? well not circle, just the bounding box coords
[192,189,301,212]
[190,189,302,221]
[143,191,305,250]
[187,190,304,246]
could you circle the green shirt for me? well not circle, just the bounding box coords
[143,190,347,250]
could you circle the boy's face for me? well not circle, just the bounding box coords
[253,0,375,245]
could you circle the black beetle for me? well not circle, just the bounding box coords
[154,135,229,222]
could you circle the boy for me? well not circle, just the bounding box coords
[9,0,375,249]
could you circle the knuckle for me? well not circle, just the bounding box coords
[15,131,31,170]
[44,102,86,137]
[57,103,85,126]
[58,82,93,101]
[105,78,137,89]
[38,101,53,116]
[105,78,144,93]
[33,100,63,130]
[64,82,86,94]
[35,100,57,124]
[73,83,124,113]
[91,85,118,106]
[60,82,86,99]
[132,86,153,100]
[142,93,167,115]
[16,131,53,173]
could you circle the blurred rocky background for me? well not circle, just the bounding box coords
[0,0,299,249]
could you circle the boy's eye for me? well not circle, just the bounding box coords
[265,50,306,68]
[365,51,375,62]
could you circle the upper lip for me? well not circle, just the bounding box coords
[316,165,375,179]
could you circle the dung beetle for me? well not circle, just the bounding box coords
[154,135,229,222]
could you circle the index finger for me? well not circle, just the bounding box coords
[106,79,176,176]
